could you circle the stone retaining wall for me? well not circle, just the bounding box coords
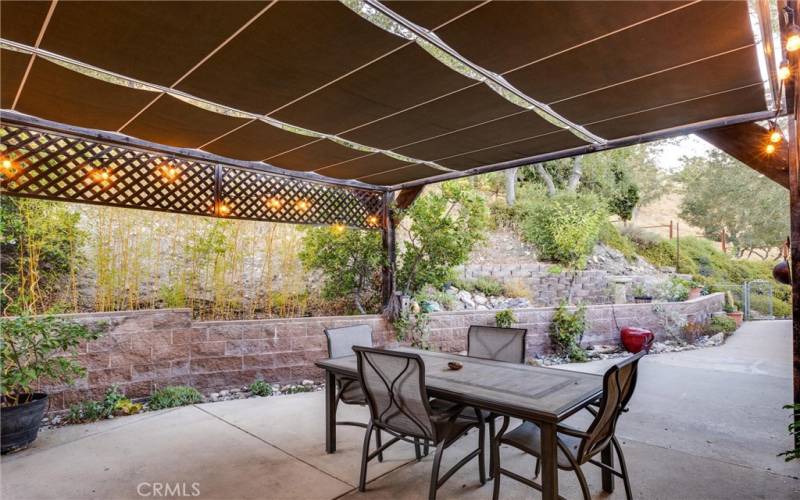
[38,294,723,411]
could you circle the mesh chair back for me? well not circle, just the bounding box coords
[467,325,527,364]
[325,324,373,358]
[577,351,645,462]
[353,347,435,441]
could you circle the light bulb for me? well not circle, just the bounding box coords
[770,129,783,143]
[366,214,379,226]
[765,143,776,155]
[779,61,791,81]
[787,33,800,53]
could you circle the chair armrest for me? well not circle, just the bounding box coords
[556,424,590,439]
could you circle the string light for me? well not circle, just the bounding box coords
[366,214,379,226]
[88,167,113,187]
[332,223,346,234]
[158,161,180,182]
[779,61,791,81]
[769,127,783,144]
[295,199,310,213]
[787,24,800,52]
[765,143,776,155]
[216,201,231,217]
[1,158,22,178]
[265,196,283,211]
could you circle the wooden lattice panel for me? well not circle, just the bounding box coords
[0,125,384,229]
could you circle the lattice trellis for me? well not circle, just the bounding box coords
[0,125,385,229]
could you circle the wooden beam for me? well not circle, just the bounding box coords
[381,192,398,316]
[696,122,789,189]
[789,93,800,449]
[394,186,425,211]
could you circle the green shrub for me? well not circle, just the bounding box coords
[453,277,504,297]
[708,316,737,335]
[598,222,638,261]
[502,279,530,299]
[495,309,516,328]
[1,315,104,406]
[655,277,689,302]
[284,384,313,394]
[249,379,273,397]
[778,403,800,462]
[749,294,791,318]
[519,193,607,267]
[549,302,587,362]
[148,386,203,410]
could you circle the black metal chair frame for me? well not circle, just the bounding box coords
[324,325,385,461]
[353,346,486,500]
[465,325,527,479]
[492,351,645,500]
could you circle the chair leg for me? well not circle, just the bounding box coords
[415,438,422,461]
[424,440,430,456]
[488,416,496,480]
[358,422,374,492]
[428,444,446,500]
[613,437,634,500]
[534,458,541,478]
[477,420,486,485]
[376,428,384,463]
[573,465,592,500]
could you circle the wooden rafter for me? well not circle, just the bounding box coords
[696,122,789,188]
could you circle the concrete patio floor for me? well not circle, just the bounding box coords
[2,321,798,499]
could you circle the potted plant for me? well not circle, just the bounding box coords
[687,279,704,300]
[724,291,744,327]
[1,315,103,453]
[633,284,653,304]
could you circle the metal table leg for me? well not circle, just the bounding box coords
[540,421,559,500]
[325,370,336,453]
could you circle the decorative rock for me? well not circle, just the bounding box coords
[219,390,230,397]
[210,392,220,401]
[302,379,314,386]
[473,294,488,305]
[709,333,725,345]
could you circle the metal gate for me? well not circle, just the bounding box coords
[743,280,776,320]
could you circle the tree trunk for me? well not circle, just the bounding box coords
[567,157,583,192]
[535,164,557,196]
[505,168,518,206]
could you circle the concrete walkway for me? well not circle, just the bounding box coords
[2,321,798,499]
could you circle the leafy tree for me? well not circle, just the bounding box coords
[397,181,489,294]
[516,189,608,267]
[678,151,788,258]
[299,226,383,314]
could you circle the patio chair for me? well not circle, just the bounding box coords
[462,325,527,478]
[491,351,646,500]
[353,346,486,500]
[324,325,383,459]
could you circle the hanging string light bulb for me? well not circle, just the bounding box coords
[779,60,791,81]
[332,223,346,234]
[769,124,784,144]
[366,214,380,227]
[265,196,283,211]
[158,159,181,182]
[295,199,310,213]
[0,157,22,178]
[787,24,800,52]
[215,201,231,217]
[765,142,777,155]
[88,166,113,187]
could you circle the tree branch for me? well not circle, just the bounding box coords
[535,164,557,196]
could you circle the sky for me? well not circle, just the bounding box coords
[652,135,714,172]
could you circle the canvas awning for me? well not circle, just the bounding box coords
[0,0,773,191]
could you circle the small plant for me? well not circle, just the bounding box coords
[67,385,141,423]
[548,302,587,362]
[633,284,651,298]
[724,291,739,313]
[148,386,203,410]
[249,379,273,397]
[547,265,563,275]
[393,309,431,350]
[778,404,800,462]
[708,316,737,335]
[284,384,313,394]
[495,309,516,329]
[1,315,104,407]
[502,278,531,299]
[472,276,504,296]
[653,304,688,344]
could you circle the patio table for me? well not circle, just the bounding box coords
[316,347,609,500]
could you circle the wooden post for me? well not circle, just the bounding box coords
[788,94,800,448]
[380,192,396,313]
[721,229,727,254]
[676,223,680,273]
[669,220,673,240]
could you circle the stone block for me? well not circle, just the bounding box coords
[172,327,207,344]
[192,341,226,357]
[190,356,242,374]
[88,367,132,387]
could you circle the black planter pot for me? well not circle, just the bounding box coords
[634,296,653,304]
[1,393,48,454]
